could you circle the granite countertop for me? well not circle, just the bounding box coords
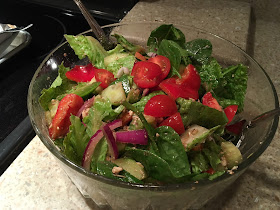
[0,0,279,209]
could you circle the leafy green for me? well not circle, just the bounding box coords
[96,161,143,184]
[185,39,212,64]
[214,64,248,111]
[83,96,114,137]
[124,148,177,183]
[107,44,125,55]
[39,63,75,110]
[57,81,101,101]
[202,140,223,171]
[155,126,191,176]
[177,98,228,129]
[63,115,90,165]
[147,24,185,52]
[106,55,135,76]
[90,138,108,172]
[157,40,182,77]
[189,151,209,174]
[198,58,223,91]
[112,34,143,54]
[64,35,107,69]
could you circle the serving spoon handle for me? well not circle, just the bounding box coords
[72,0,114,50]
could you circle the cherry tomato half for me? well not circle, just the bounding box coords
[144,95,177,117]
[65,63,96,82]
[175,64,201,90]
[131,61,163,88]
[148,55,171,81]
[94,69,116,89]
[49,94,84,139]
[202,92,223,111]
[159,112,185,135]
[159,78,199,100]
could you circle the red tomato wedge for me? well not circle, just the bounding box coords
[159,78,199,100]
[224,105,238,124]
[175,64,201,90]
[94,69,116,89]
[148,55,171,80]
[144,95,177,117]
[159,112,185,135]
[49,94,84,139]
[65,63,96,82]
[131,61,162,88]
[202,92,223,111]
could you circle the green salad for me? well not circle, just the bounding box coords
[39,24,247,184]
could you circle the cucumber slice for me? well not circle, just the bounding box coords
[101,82,126,106]
[221,141,242,169]
[113,158,147,180]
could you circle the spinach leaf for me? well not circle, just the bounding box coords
[96,161,143,184]
[177,98,228,129]
[185,39,212,64]
[147,24,185,52]
[189,151,209,174]
[63,115,90,165]
[122,101,159,154]
[155,126,191,177]
[202,140,223,171]
[157,39,182,77]
[124,148,176,183]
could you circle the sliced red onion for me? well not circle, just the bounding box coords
[82,129,104,170]
[116,129,148,145]
[107,119,122,130]
[77,96,95,118]
[102,124,119,160]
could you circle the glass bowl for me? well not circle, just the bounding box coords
[28,22,279,209]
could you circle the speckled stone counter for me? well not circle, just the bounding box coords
[1,0,280,209]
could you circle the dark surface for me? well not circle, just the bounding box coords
[0,0,137,175]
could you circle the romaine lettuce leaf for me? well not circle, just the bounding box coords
[83,96,113,137]
[106,55,135,77]
[64,35,107,69]
[63,115,90,165]
[39,63,75,110]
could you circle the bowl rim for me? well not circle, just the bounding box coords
[28,21,279,191]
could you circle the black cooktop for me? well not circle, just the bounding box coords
[0,0,137,175]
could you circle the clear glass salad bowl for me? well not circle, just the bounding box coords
[28,22,279,209]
